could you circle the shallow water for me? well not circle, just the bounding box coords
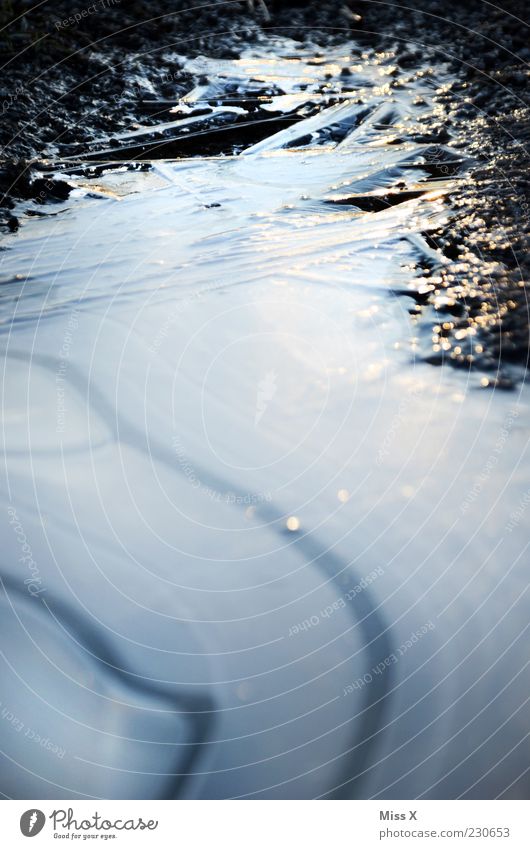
[1,37,529,800]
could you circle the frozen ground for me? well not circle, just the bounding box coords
[1,39,529,799]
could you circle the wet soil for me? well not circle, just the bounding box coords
[0,0,528,380]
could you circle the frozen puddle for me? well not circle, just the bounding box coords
[1,39,529,800]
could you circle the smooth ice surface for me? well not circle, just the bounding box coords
[1,39,529,800]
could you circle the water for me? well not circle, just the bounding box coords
[1,37,529,799]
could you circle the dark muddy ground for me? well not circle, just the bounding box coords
[0,0,528,380]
